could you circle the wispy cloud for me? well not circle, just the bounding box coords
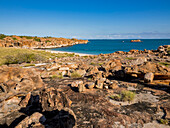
[89,32,170,39]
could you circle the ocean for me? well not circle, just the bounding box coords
[50,39,170,55]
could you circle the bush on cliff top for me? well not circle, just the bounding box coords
[0,34,7,39]
[34,38,41,42]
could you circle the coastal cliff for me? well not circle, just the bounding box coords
[0,34,88,49]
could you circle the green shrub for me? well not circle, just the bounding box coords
[45,40,51,43]
[51,75,57,79]
[159,119,169,125]
[0,34,6,39]
[88,78,92,80]
[23,63,35,67]
[0,47,77,65]
[51,73,63,79]
[57,72,63,79]
[12,37,17,40]
[4,55,19,64]
[121,90,136,102]
[66,53,75,57]
[25,36,33,39]
[98,62,104,66]
[19,36,24,38]
[110,90,136,102]
[126,57,136,60]
[44,36,52,38]
[56,53,75,58]
[83,56,88,58]
[110,95,121,101]
[159,62,170,67]
[71,72,82,78]
[34,38,41,42]
[71,38,76,40]
[4,53,46,64]
[90,62,95,65]
[167,47,170,52]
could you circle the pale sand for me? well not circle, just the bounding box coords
[44,50,94,56]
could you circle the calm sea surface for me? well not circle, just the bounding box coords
[50,39,170,55]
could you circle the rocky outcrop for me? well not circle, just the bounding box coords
[157,45,170,55]
[0,66,76,128]
[0,45,170,127]
[0,35,88,49]
[0,66,44,124]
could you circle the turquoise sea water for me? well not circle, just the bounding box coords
[51,39,170,55]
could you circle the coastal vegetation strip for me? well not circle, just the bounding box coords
[0,47,76,65]
[0,34,88,49]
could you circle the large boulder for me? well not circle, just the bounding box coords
[86,82,95,89]
[130,57,147,65]
[0,66,44,93]
[157,46,165,53]
[40,87,72,111]
[102,59,122,72]
[76,69,86,77]
[15,112,46,128]
[71,80,83,88]
[144,72,154,83]
[78,84,85,92]
[86,66,99,76]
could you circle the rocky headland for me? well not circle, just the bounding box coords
[0,34,88,49]
[0,40,170,127]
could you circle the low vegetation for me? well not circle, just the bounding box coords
[71,71,82,78]
[110,90,136,102]
[159,119,169,125]
[45,40,51,43]
[12,37,17,40]
[55,53,75,58]
[167,47,170,54]
[25,36,33,39]
[0,47,76,65]
[159,62,170,67]
[51,72,63,79]
[4,53,46,64]
[0,34,7,39]
[83,56,88,58]
[98,62,104,66]
[90,62,95,65]
[23,63,36,67]
[126,57,136,60]
[34,38,41,42]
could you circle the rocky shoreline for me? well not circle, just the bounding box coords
[0,34,88,49]
[0,44,170,128]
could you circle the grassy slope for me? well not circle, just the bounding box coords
[0,47,75,65]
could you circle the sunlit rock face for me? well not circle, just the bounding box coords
[0,35,88,49]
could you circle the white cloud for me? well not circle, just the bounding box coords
[86,32,170,39]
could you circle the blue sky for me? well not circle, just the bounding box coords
[0,0,170,39]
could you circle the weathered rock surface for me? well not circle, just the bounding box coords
[0,35,88,49]
[144,72,154,83]
[15,112,46,128]
[0,45,170,127]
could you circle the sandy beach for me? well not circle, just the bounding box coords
[44,49,94,56]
